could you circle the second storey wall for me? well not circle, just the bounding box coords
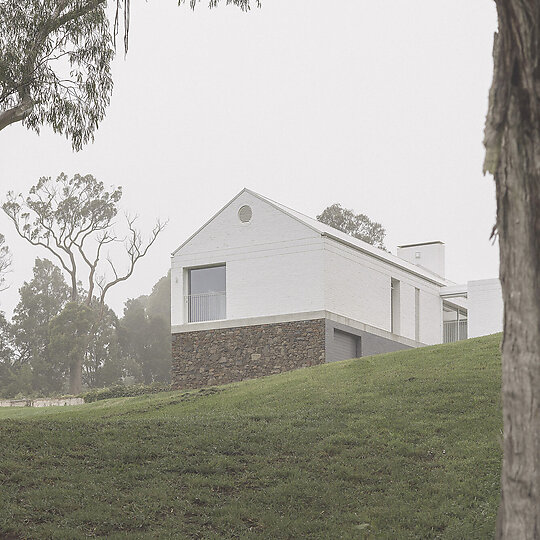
[323,239,442,345]
[171,240,325,325]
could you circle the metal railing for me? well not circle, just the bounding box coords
[185,291,226,323]
[443,320,468,343]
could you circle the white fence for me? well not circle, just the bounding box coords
[0,397,84,408]
[443,320,468,343]
[185,291,226,323]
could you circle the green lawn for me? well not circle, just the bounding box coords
[0,335,502,539]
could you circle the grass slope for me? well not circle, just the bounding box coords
[0,335,502,539]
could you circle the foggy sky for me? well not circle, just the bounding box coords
[0,0,499,317]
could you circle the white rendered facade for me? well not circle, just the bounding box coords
[467,279,503,338]
[171,191,325,327]
[171,189,473,356]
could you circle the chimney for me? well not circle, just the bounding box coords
[397,241,445,278]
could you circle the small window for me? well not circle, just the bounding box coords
[238,205,253,223]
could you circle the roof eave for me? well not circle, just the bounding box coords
[321,232,448,286]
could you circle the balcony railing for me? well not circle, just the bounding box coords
[185,291,226,323]
[443,320,468,343]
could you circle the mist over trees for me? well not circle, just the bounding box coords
[0,261,171,398]
[2,173,165,394]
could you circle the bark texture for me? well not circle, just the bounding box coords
[484,3,540,538]
[69,359,83,396]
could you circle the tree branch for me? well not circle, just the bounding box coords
[0,94,34,131]
[98,218,167,304]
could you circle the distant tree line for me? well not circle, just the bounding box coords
[0,259,171,398]
[0,172,168,398]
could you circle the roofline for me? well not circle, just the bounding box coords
[397,241,445,248]
[243,188,325,236]
[322,232,448,286]
[171,188,249,256]
[172,187,449,286]
[249,189,449,285]
[440,284,467,298]
[442,299,468,312]
[172,187,327,257]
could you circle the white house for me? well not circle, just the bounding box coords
[170,189,502,389]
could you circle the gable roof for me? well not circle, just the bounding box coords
[171,189,250,256]
[250,190,450,286]
[172,188,451,287]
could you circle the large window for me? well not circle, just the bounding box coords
[186,265,226,322]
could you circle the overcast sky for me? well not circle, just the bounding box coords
[0,0,498,317]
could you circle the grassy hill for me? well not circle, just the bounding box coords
[0,335,502,539]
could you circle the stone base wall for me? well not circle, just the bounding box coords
[172,319,325,389]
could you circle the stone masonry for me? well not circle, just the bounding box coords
[172,319,326,389]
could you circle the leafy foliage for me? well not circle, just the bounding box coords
[11,258,70,395]
[2,173,165,307]
[2,173,165,394]
[0,0,114,150]
[140,271,171,323]
[82,303,123,388]
[0,233,11,291]
[4,173,119,302]
[0,263,171,397]
[81,381,171,403]
[0,0,258,149]
[0,311,18,396]
[49,301,96,374]
[317,203,387,250]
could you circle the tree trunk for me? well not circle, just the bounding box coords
[484,3,540,537]
[69,355,83,395]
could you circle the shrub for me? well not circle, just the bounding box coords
[81,382,171,403]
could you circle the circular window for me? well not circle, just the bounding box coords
[238,205,253,223]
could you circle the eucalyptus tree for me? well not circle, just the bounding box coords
[11,258,70,394]
[82,304,123,388]
[0,233,10,291]
[0,0,117,150]
[484,4,540,537]
[0,312,16,397]
[317,203,387,250]
[0,0,256,150]
[2,173,165,393]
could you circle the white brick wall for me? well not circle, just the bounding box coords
[399,282,416,341]
[322,238,442,344]
[397,242,445,278]
[171,191,324,326]
[323,241,390,330]
[172,190,444,345]
[418,288,444,344]
[468,278,503,338]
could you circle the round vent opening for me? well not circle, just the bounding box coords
[238,205,253,223]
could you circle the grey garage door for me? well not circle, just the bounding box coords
[333,329,358,362]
